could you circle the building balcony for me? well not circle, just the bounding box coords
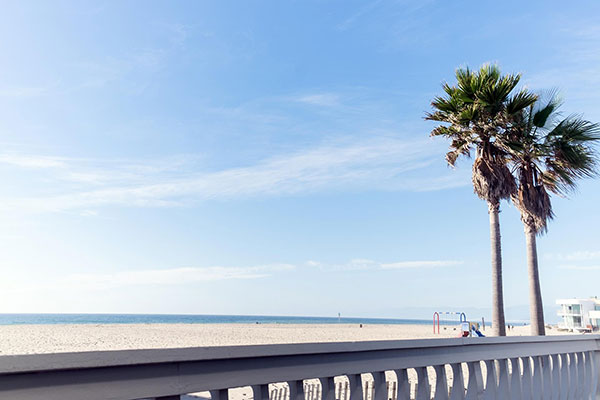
[557,310,582,316]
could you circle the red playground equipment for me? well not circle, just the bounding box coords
[432,311,467,334]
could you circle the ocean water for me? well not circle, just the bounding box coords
[0,313,452,326]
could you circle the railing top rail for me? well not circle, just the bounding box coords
[0,334,598,375]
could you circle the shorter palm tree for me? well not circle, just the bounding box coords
[505,92,600,335]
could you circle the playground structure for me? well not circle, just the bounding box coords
[433,311,485,337]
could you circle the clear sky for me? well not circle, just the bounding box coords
[0,0,599,322]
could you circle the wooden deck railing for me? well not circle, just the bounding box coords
[0,335,598,399]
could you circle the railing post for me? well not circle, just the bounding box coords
[559,353,569,400]
[415,367,431,400]
[521,357,533,400]
[288,380,305,400]
[320,377,336,400]
[465,361,483,400]
[594,347,600,400]
[496,359,509,399]
[210,389,228,400]
[509,357,523,400]
[347,374,364,400]
[577,352,586,399]
[372,372,388,400]
[584,351,593,400]
[531,356,543,400]
[568,353,577,399]
[549,354,561,399]
[482,360,497,400]
[450,363,465,400]
[252,384,270,400]
[394,369,410,400]
[433,364,450,400]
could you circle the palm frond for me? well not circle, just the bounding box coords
[507,95,600,234]
[531,89,562,128]
[506,90,538,115]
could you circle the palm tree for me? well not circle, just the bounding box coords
[505,92,600,335]
[426,64,537,336]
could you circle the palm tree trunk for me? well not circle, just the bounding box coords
[489,201,506,336]
[525,223,546,335]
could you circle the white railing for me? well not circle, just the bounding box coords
[0,335,598,399]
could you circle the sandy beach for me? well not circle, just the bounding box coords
[0,322,565,356]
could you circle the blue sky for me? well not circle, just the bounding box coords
[0,0,599,322]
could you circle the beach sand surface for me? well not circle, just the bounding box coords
[0,322,567,355]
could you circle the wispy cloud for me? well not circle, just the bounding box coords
[0,153,68,169]
[545,251,600,261]
[294,93,341,107]
[0,264,295,293]
[306,258,462,271]
[381,260,463,269]
[0,85,53,98]
[336,0,384,31]
[525,20,600,116]
[64,264,295,290]
[549,251,600,271]
[0,138,469,213]
[559,265,600,271]
[0,257,462,294]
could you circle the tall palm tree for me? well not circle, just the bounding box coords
[505,92,600,335]
[426,64,537,336]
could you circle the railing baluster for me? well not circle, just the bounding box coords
[482,360,497,400]
[541,356,552,399]
[550,354,561,400]
[531,356,543,400]
[415,366,430,400]
[347,374,364,400]
[252,384,270,400]
[210,388,229,400]
[521,357,533,400]
[593,350,600,400]
[583,351,593,400]
[372,372,388,400]
[577,352,586,399]
[509,357,523,400]
[320,377,336,400]
[450,363,466,400]
[394,369,410,400]
[559,354,569,400]
[434,365,450,400]
[567,353,577,400]
[288,380,305,400]
[465,361,483,400]
[496,359,509,399]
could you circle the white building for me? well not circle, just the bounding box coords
[556,297,600,332]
